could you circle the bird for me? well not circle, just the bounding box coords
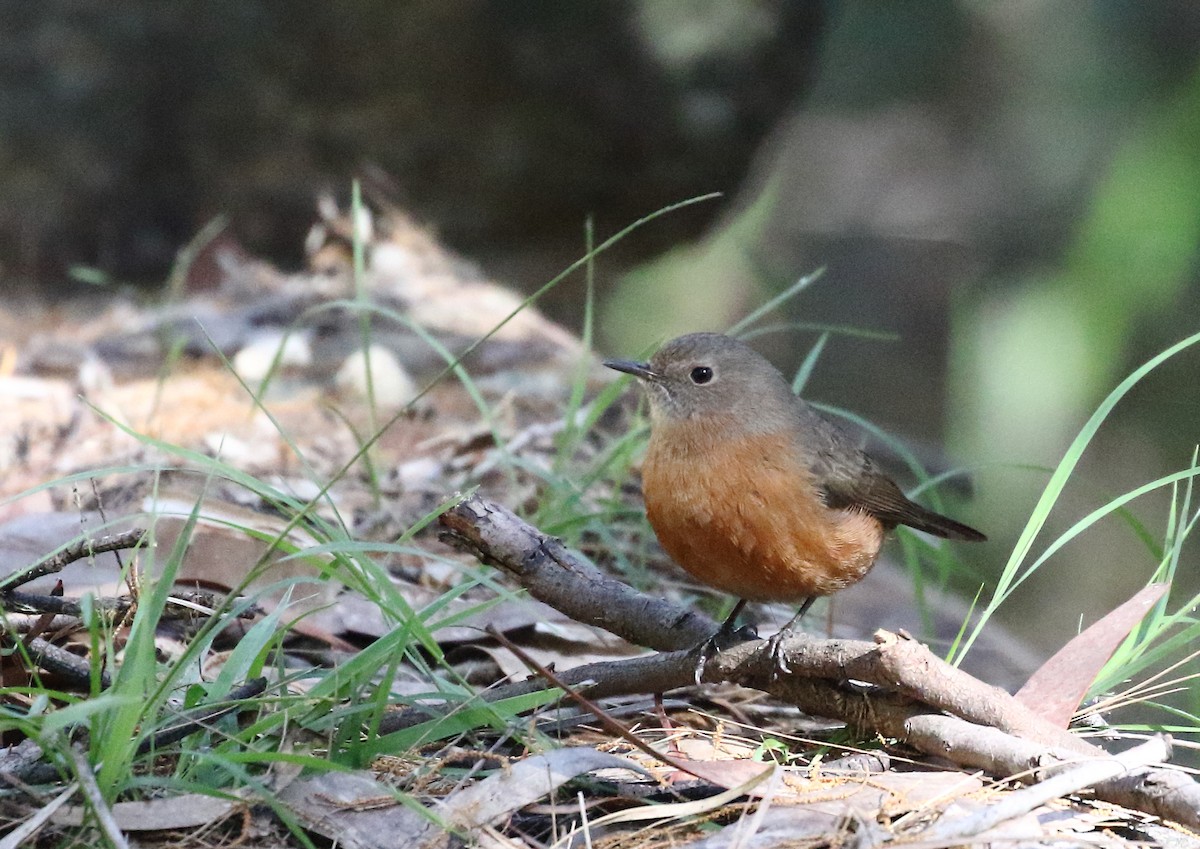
[604,332,985,670]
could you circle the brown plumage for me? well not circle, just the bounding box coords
[605,332,984,640]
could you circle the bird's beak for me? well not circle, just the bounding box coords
[603,358,659,382]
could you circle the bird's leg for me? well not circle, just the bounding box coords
[717,599,749,639]
[693,599,755,684]
[766,596,815,677]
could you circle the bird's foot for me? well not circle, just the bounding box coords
[766,625,800,680]
[765,597,815,680]
[692,622,758,685]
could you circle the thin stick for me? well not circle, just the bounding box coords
[0,529,148,592]
[70,748,130,849]
[485,625,763,787]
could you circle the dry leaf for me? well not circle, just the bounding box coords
[276,747,644,849]
[53,793,240,831]
[1015,583,1168,727]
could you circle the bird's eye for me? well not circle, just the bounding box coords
[690,366,714,385]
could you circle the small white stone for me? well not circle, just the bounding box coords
[335,345,417,408]
[233,331,312,382]
[395,456,442,489]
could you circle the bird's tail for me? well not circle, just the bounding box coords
[901,502,987,542]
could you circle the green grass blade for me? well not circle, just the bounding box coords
[953,329,1200,664]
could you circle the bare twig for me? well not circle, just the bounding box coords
[377,649,700,734]
[19,636,111,689]
[900,714,1197,825]
[0,781,77,848]
[486,625,739,786]
[0,739,53,788]
[918,735,1172,842]
[136,677,269,755]
[5,590,132,621]
[3,588,252,623]
[438,498,713,651]
[0,613,82,635]
[764,630,1092,754]
[69,748,130,849]
[0,529,148,592]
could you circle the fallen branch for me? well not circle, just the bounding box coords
[21,636,112,689]
[0,677,271,790]
[0,528,148,592]
[439,498,713,651]
[918,735,1173,843]
[136,677,270,755]
[438,496,1084,748]
[435,493,1200,828]
[485,625,741,786]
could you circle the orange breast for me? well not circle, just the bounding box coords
[642,417,884,603]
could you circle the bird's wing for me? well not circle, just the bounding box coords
[798,403,986,542]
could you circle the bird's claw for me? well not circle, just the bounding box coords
[766,627,796,680]
[693,636,716,685]
[692,622,759,685]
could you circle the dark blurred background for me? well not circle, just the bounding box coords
[3,1,1199,663]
